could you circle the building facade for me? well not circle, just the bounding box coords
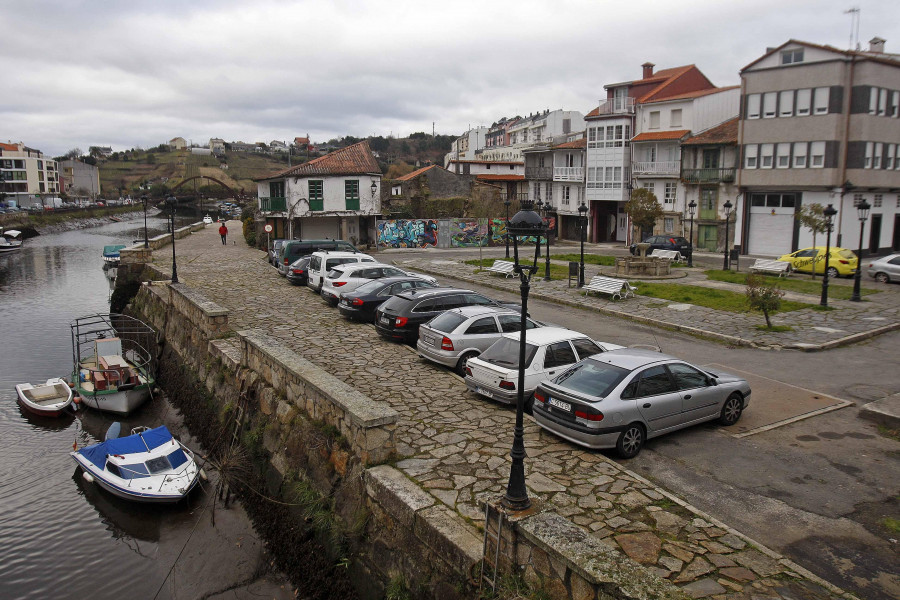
[523,138,586,240]
[59,159,100,201]
[738,37,900,256]
[0,142,60,207]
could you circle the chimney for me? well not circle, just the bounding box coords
[868,37,886,53]
[642,62,655,79]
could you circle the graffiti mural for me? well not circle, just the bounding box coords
[450,219,488,247]
[377,219,438,248]
[489,217,555,245]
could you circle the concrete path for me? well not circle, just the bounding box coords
[147,223,885,600]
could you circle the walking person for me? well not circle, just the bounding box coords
[219,221,228,245]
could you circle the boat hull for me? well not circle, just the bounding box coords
[72,458,200,503]
[75,385,152,416]
[14,379,74,417]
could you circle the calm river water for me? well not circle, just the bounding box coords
[0,214,209,599]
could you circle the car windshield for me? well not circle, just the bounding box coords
[553,359,629,399]
[428,311,469,333]
[479,337,538,369]
[354,280,386,295]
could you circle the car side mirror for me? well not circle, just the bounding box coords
[707,377,718,386]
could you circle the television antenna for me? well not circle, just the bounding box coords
[844,7,860,50]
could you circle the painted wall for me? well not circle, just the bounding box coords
[376,218,556,248]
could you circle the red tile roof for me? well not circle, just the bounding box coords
[631,130,691,142]
[475,174,525,182]
[395,164,441,181]
[0,142,20,151]
[683,118,739,145]
[257,141,380,180]
[553,138,586,149]
[587,64,717,117]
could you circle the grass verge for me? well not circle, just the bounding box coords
[704,269,877,300]
[636,282,813,313]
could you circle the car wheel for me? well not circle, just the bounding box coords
[718,393,743,426]
[455,353,476,377]
[826,266,839,279]
[615,423,645,459]
[875,272,890,283]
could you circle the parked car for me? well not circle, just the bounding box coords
[286,255,312,286]
[417,306,543,375]
[777,246,858,278]
[202,215,213,225]
[321,262,437,307]
[629,235,692,259]
[276,239,359,276]
[865,253,900,283]
[269,239,287,266]
[532,348,751,458]
[464,327,622,409]
[375,288,521,343]
[338,277,438,322]
[307,251,376,292]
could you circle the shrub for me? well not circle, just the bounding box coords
[746,273,785,328]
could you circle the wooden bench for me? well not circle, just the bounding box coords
[649,249,682,261]
[485,260,516,278]
[583,276,637,300]
[749,259,792,277]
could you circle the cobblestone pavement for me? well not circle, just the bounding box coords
[151,225,865,600]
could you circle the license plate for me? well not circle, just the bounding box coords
[476,387,493,398]
[549,398,571,411]
[379,315,390,325]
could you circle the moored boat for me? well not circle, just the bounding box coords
[0,229,23,253]
[14,378,74,417]
[71,314,157,415]
[102,244,127,268]
[71,424,202,503]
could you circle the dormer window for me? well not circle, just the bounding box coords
[781,49,804,64]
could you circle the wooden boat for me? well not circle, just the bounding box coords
[15,378,74,417]
[71,314,156,416]
[71,424,202,503]
[0,229,23,253]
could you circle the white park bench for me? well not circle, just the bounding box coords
[649,249,683,261]
[485,260,516,278]
[583,275,637,301]
[749,259,792,277]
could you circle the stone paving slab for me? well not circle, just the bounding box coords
[147,224,859,600]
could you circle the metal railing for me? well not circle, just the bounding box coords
[553,167,584,181]
[260,196,287,212]
[632,161,680,175]
[680,168,736,184]
[498,192,529,203]
[595,97,635,115]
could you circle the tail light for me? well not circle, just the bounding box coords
[351,298,364,306]
[441,336,454,351]
[534,392,547,404]
[464,366,472,376]
[574,409,604,422]
[395,317,408,327]
[499,380,515,390]
[333,281,347,287]
[283,258,289,265]
[291,269,305,275]
[838,260,849,264]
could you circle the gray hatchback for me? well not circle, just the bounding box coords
[417,306,542,375]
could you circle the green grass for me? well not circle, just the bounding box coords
[549,253,618,266]
[636,282,813,313]
[882,517,900,534]
[704,269,877,300]
[465,258,572,280]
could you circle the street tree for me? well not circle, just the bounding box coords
[795,203,829,278]
[624,187,664,244]
[746,274,785,328]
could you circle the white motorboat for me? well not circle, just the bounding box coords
[0,229,23,253]
[14,378,74,417]
[71,424,202,503]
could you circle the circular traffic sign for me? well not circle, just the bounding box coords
[264,224,273,233]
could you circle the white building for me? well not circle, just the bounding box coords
[59,159,100,201]
[444,127,488,166]
[0,141,60,207]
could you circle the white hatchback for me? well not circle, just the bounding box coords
[306,251,376,293]
[320,263,436,306]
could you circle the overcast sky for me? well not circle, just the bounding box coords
[3,0,898,157]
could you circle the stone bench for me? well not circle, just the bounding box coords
[749,259,792,277]
[649,249,682,261]
[485,260,516,278]
[583,275,636,300]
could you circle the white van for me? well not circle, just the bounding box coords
[306,251,376,293]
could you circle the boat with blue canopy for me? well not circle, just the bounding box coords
[71,425,202,502]
[102,244,127,268]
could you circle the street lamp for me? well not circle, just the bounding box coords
[687,199,696,268]
[820,204,838,307]
[540,200,555,281]
[502,199,547,511]
[851,199,871,302]
[166,196,179,283]
[503,198,512,258]
[140,195,149,248]
[577,201,588,287]
[722,199,733,270]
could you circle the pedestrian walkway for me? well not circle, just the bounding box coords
[149,223,861,600]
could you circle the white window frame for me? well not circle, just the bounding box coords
[776,143,791,168]
[779,91,794,117]
[781,49,804,64]
[887,144,896,170]
[878,88,888,116]
[670,109,682,127]
[744,144,758,168]
[796,89,811,116]
[869,87,878,115]
[562,185,571,206]
[664,182,676,204]
[642,182,656,196]
[649,111,660,129]
[747,94,761,119]
[763,92,777,118]
[865,142,873,168]
[793,142,808,168]
[663,217,675,233]
[873,143,883,169]
[810,141,825,168]
[873,194,883,208]
[813,87,829,114]
[760,143,774,168]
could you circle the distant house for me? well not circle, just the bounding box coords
[387,164,497,217]
[256,141,382,244]
[209,138,225,155]
[169,137,187,150]
[229,141,256,153]
[293,136,311,150]
[269,140,287,152]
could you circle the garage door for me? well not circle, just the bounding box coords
[747,192,796,256]
[300,217,340,240]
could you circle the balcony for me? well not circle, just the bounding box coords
[260,196,286,212]
[525,167,552,180]
[680,168,736,184]
[632,161,680,176]
[595,97,635,115]
[553,167,584,182]
[498,192,529,203]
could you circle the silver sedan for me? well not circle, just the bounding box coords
[532,348,751,458]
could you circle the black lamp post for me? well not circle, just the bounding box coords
[687,199,696,268]
[504,198,511,258]
[502,199,547,512]
[140,195,149,248]
[166,195,179,283]
[534,199,544,259]
[820,203,838,307]
[851,199,871,302]
[541,201,554,281]
[577,201,588,287]
[722,199,733,270]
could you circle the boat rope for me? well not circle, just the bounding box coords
[151,489,215,600]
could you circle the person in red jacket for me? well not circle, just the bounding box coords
[218,222,228,245]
